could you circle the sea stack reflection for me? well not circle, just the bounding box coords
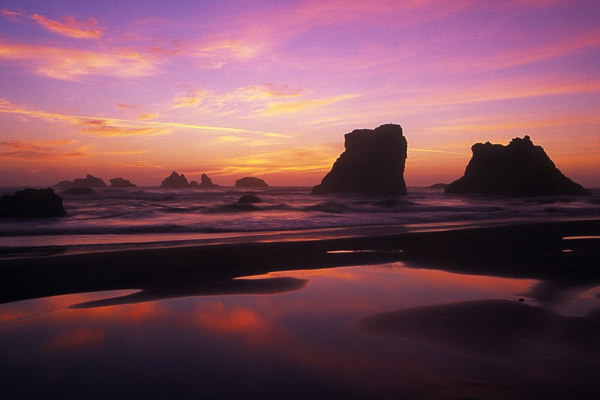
[312,124,408,195]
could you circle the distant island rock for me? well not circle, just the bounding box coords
[428,183,448,189]
[445,136,591,196]
[311,124,408,195]
[0,188,66,218]
[110,177,136,188]
[160,171,189,188]
[63,187,98,196]
[235,177,269,188]
[54,174,107,188]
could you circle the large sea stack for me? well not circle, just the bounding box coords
[311,124,408,195]
[445,136,590,196]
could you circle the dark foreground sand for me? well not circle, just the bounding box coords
[1,219,598,305]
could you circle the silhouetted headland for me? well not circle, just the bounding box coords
[0,188,66,218]
[312,124,407,195]
[235,177,269,188]
[445,136,590,196]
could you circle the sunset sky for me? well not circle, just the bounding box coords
[1,0,598,187]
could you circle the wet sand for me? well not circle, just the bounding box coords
[1,219,599,304]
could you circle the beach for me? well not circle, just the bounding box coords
[1,194,600,399]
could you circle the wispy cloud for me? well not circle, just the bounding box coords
[0,139,86,160]
[0,40,158,80]
[261,94,358,115]
[0,98,283,138]
[1,8,103,39]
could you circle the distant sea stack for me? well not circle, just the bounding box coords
[54,174,107,188]
[445,136,590,196]
[235,177,269,188]
[311,124,408,195]
[199,173,219,188]
[0,188,66,218]
[110,177,136,188]
[160,171,189,188]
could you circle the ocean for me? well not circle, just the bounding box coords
[1,185,599,255]
[2,186,600,399]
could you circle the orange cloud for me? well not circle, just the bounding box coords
[2,8,103,39]
[0,140,86,160]
[261,94,357,115]
[0,39,158,80]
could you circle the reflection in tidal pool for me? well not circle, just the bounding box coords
[1,264,599,399]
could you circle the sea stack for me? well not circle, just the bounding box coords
[160,171,189,188]
[235,177,269,188]
[311,124,408,195]
[199,173,219,188]
[445,136,590,196]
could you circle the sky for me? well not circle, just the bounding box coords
[0,0,598,187]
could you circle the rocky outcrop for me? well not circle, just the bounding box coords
[0,188,66,218]
[311,124,408,195]
[199,173,219,188]
[237,195,261,204]
[160,171,189,188]
[110,177,136,188]
[235,177,269,188]
[54,174,107,188]
[445,136,590,196]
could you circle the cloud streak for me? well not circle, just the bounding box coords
[1,8,103,39]
[0,99,283,138]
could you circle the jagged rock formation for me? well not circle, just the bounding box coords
[235,177,269,188]
[200,173,219,188]
[445,136,590,196]
[189,180,200,187]
[160,171,189,188]
[54,174,107,188]
[0,188,66,218]
[110,177,136,188]
[311,124,408,195]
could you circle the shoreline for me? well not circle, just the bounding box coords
[1,218,599,304]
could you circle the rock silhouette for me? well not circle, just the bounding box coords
[0,188,66,218]
[311,124,408,195]
[54,174,107,188]
[160,171,189,188]
[237,195,261,204]
[110,177,136,188]
[200,173,219,188]
[445,136,591,196]
[235,177,269,188]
